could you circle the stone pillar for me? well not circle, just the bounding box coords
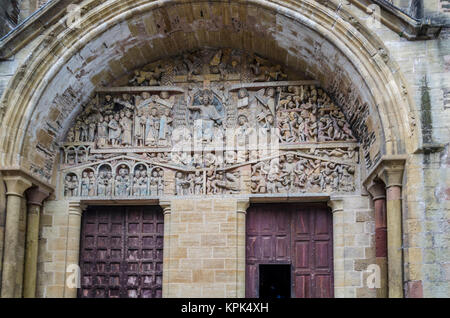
[367,181,388,298]
[379,164,405,298]
[23,187,50,298]
[63,201,85,298]
[1,175,32,298]
[160,200,171,298]
[327,197,344,298]
[236,199,249,298]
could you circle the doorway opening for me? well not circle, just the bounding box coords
[259,264,291,298]
[246,203,334,298]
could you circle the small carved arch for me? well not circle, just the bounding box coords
[77,146,89,164]
[64,146,77,165]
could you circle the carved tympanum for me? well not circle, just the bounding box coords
[60,49,361,198]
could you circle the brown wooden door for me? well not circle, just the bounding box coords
[79,205,164,298]
[246,203,333,298]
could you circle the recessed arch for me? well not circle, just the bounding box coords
[0,0,416,186]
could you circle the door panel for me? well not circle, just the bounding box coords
[246,203,333,298]
[79,205,163,298]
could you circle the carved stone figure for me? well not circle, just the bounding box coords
[193,170,203,195]
[80,171,90,196]
[88,171,96,196]
[97,116,108,148]
[97,171,107,196]
[64,174,78,197]
[133,170,142,196]
[158,108,172,145]
[150,169,160,195]
[188,90,223,143]
[237,88,249,108]
[108,114,121,146]
[120,110,133,146]
[105,172,113,196]
[134,109,146,147]
[145,108,159,146]
[175,171,190,195]
[157,169,164,195]
[115,166,130,196]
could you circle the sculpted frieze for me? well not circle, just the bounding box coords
[59,49,364,199]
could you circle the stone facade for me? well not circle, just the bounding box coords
[0,0,448,298]
[163,198,245,298]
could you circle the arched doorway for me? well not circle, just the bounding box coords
[0,0,414,298]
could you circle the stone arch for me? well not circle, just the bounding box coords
[0,0,416,187]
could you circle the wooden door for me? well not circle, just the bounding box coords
[79,205,164,298]
[246,203,333,298]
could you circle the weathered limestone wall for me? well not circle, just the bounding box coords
[36,199,69,298]
[340,1,450,298]
[163,198,244,298]
[402,150,450,297]
[378,25,450,300]
[333,195,377,298]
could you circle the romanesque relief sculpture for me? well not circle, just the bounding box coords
[251,151,356,194]
[62,159,165,198]
[174,169,240,196]
[97,165,112,196]
[64,173,78,197]
[207,170,240,195]
[60,48,362,199]
[188,89,224,143]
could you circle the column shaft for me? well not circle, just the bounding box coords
[374,196,388,298]
[23,187,50,298]
[1,176,31,298]
[64,202,83,298]
[386,185,403,298]
[160,202,171,298]
[236,200,249,298]
[328,198,344,298]
[23,204,40,298]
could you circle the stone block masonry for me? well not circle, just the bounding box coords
[163,198,244,298]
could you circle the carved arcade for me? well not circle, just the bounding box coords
[60,49,360,198]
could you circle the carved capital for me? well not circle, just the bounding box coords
[68,201,86,216]
[159,200,171,215]
[377,160,405,189]
[366,180,386,201]
[327,197,344,213]
[236,198,250,214]
[3,175,32,197]
[363,156,406,190]
[26,187,50,207]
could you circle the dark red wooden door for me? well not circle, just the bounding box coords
[79,205,164,298]
[246,203,333,298]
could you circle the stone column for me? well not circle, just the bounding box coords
[160,200,171,298]
[23,187,50,298]
[367,181,388,298]
[1,175,32,298]
[379,164,405,298]
[236,199,249,298]
[327,197,344,298]
[64,201,85,298]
